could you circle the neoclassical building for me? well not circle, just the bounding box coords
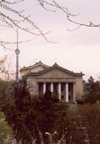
[20,61,84,102]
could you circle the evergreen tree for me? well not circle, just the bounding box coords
[83,76,100,103]
[0,81,69,144]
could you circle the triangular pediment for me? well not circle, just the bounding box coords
[26,63,83,78]
[38,68,75,78]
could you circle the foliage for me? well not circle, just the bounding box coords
[0,111,13,144]
[0,80,33,144]
[70,104,100,144]
[33,90,69,143]
[2,79,100,144]
[0,79,11,101]
[0,80,69,144]
[83,76,100,103]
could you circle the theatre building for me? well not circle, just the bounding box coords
[20,61,84,103]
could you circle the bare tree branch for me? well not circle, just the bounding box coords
[0,0,54,50]
[38,0,100,31]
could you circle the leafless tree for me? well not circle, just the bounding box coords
[0,0,51,50]
[38,0,100,31]
[0,55,15,80]
[1,0,99,50]
[70,104,100,144]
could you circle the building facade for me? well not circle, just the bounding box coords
[20,61,84,102]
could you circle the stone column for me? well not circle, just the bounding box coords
[51,82,53,93]
[43,82,46,94]
[58,83,61,100]
[65,83,69,102]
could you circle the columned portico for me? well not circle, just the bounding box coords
[38,82,75,102]
[21,62,84,103]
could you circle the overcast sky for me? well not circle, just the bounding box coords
[1,0,100,81]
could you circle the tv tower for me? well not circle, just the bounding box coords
[15,29,20,81]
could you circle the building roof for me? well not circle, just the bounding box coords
[25,62,84,77]
[20,61,49,72]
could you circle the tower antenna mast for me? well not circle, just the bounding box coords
[15,28,20,81]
